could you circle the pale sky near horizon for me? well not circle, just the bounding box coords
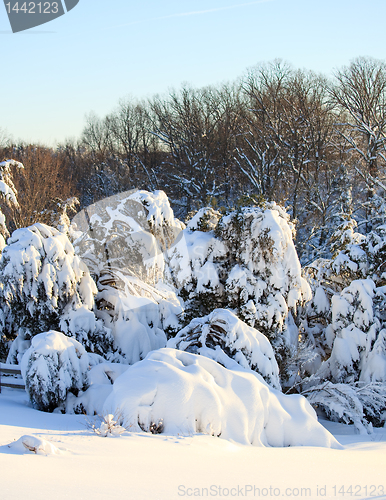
[1,0,385,146]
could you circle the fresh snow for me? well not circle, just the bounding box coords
[1,387,386,500]
[103,348,339,448]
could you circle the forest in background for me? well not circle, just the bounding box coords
[1,56,386,264]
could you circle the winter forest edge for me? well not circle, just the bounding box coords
[1,56,386,446]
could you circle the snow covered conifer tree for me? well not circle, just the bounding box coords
[302,211,386,428]
[168,202,311,384]
[0,223,98,363]
[72,190,184,364]
[317,279,379,383]
[218,203,311,380]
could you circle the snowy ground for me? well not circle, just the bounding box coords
[1,388,386,500]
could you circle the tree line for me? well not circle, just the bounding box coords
[1,56,386,262]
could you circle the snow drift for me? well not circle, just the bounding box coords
[8,435,62,456]
[103,348,340,448]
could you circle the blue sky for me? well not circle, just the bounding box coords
[1,0,386,145]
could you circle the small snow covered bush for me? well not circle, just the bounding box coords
[0,223,98,362]
[103,348,340,448]
[87,414,126,437]
[21,330,99,412]
[168,308,280,390]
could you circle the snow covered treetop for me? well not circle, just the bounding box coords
[186,207,222,232]
[130,190,185,251]
[0,159,24,250]
[0,159,23,207]
[217,203,309,304]
[0,160,24,169]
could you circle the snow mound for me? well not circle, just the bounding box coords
[103,348,341,448]
[8,435,61,455]
[168,309,280,389]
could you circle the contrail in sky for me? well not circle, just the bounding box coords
[152,0,273,20]
[100,0,274,32]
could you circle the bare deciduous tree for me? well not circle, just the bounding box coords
[330,57,386,187]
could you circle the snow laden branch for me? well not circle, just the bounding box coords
[0,159,24,250]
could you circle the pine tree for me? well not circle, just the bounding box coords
[0,223,98,362]
[168,202,311,385]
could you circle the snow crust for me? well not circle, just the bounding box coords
[2,387,386,500]
[103,348,340,448]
